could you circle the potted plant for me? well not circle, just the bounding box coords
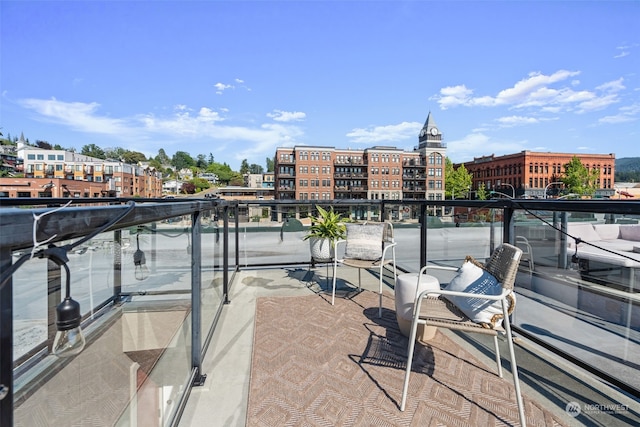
[303,206,346,262]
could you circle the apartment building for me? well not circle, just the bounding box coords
[274,112,447,204]
[0,144,163,198]
[460,151,616,198]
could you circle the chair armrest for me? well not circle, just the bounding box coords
[381,241,397,257]
[418,265,458,275]
[417,287,510,302]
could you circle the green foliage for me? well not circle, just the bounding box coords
[266,156,275,172]
[475,183,488,200]
[121,150,147,164]
[563,156,599,196]
[240,159,250,174]
[208,162,235,184]
[81,144,106,159]
[191,177,211,192]
[445,158,473,199]
[172,151,196,171]
[303,206,347,241]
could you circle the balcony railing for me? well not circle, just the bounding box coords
[1,197,639,426]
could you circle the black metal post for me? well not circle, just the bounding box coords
[420,203,427,269]
[223,205,230,305]
[190,210,205,385]
[0,248,13,426]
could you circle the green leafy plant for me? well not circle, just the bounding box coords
[303,206,346,242]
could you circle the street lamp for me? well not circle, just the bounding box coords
[544,181,564,199]
[499,183,515,198]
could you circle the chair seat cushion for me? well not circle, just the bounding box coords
[442,256,514,329]
[344,223,384,261]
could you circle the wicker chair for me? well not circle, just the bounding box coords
[400,243,526,427]
[332,222,397,317]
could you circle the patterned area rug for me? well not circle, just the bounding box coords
[247,290,568,427]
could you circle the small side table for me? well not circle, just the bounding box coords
[395,273,440,341]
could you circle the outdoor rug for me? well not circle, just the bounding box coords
[247,290,568,426]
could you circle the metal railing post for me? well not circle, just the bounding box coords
[420,203,427,269]
[0,248,13,426]
[223,205,230,304]
[190,209,205,385]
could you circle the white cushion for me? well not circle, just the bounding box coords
[567,223,602,244]
[619,225,640,241]
[344,223,384,261]
[593,224,620,240]
[443,257,511,328]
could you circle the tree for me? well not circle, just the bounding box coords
[240,159,250,175]
[476,183,488,200]
[191,177,211,192]
[207,162,235,184]
[155,148,171,165]
[81,144,106,159]
[104,147,127,160]
[249,163,264,174]
[35,140,52,150]
[444,158,473,199]
[266,156,274,172]
[181,182,196,194]
[196,154,208,169]
[563,156,600,197]
[121,150,147,164]
[172,151,196,171]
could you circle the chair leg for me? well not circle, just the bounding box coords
[378,265,383,318]
[493,335,503,378]
[503,304,527,427]
[331,260,338,306]
[400,313,421,411]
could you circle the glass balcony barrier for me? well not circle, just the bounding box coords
[1,198,638,426]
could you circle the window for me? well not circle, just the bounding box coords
[48,154,56,160]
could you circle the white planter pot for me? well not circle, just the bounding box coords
[309,237,333,262]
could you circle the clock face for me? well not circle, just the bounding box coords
[420,129,426,137]
[430,127,438,136]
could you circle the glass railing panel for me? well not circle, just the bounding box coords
[512,208,639,393]
[201,208,224,350]
[12,253,47,362]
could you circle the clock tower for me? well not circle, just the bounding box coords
[414,110,447,215]
[418,111,442,149]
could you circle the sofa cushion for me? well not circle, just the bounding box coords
[567,223,601,245]
[593,224,620,240]
[619,225,640,241]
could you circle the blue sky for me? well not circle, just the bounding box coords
[1,1,638,170]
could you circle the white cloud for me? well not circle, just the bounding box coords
[597,78,625,93]
[267,110,306,122]
[346,121,421,144]
[214,82,233,94]
[18,97,131,135]
[598,103,640,124]
[446,132,527,163]
[495,116,539,127]
[434,70,630,116]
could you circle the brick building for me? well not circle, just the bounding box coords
[0,142,163,198]
[459,151,616,198]
[274,112,447,205]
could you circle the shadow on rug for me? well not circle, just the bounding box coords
[247,290,567,426]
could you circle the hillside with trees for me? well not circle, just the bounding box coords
[615,157,640,182]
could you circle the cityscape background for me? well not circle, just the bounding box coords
[1,1,638,170]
